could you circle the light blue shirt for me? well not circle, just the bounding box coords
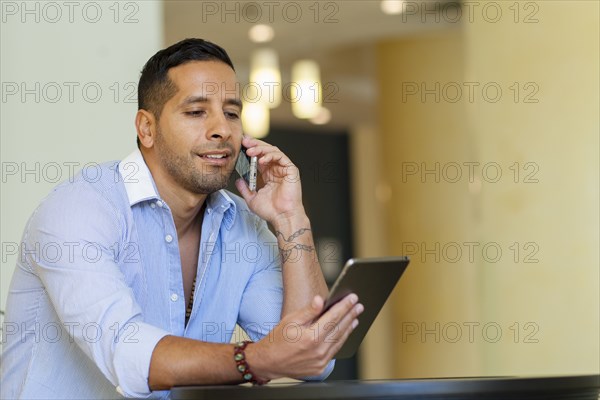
[1,149,333,399]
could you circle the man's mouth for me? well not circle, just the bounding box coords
[197,151,232,165]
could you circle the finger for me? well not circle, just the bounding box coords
[255,153,297,183]
[325,310,362,360]
[323,302,363,344]
[246,145,293,167]
[235,178,256,201]
[312,295,324,312]
[242,136,265,149]
[297,295,324,325]
[316,293,358,327]
[317,300,363,359]
[260,152,285,166]
[243,143,296,177]
[242,139,271,155]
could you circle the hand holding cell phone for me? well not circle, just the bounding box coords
[234,136,305,226]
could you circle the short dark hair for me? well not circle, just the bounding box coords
[137,38,235,148]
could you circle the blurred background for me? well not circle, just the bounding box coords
[1,0,598,380]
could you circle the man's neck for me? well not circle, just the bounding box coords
[158,182,207,238]
[141,152,208,237]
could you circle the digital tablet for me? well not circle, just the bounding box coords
[322,256,410,359]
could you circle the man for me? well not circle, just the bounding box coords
[1,38,363,398]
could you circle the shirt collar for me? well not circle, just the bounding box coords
[207,189,237,230]
[119,148,159,206]
[119,149,238,230]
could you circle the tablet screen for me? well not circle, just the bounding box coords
[322,256,410,359]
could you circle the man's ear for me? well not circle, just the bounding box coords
[136,109,157,149]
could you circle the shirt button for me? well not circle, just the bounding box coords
[171,293,178,302]
[156,200,164,208]
[150,203,156,209]
[165,234,173,243]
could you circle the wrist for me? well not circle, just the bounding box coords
[233,340,271,385]
[270,211,310,233]
[242,341,278,382]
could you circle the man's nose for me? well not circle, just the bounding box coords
[206,112,232,141]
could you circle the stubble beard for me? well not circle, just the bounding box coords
[154,126,234,195]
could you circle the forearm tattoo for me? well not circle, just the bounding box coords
[275,228,315,263]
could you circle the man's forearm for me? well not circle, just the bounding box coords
[148,335,244,390]
[272,213,329,317]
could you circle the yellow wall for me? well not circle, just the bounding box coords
[464,0,599,375]
[350,124,396,379]
[376,27,482,377]
[373,1,599,377]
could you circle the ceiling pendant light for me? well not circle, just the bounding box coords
[242,101,270,138]
[380,0,405,15]
[248,24,275,43]
[249,48,282,109]
[290,59,322,119]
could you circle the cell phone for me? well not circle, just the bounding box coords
[234,146,258,191]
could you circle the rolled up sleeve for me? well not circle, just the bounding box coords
[302,360,335,381]
[26,183,169,398]
[112,323,169,397]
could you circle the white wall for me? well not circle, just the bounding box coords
[1,1,164,311]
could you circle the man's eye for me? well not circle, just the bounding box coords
[185,110,205,117]
[225,111,240,119]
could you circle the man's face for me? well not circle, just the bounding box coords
[153,60,243,195]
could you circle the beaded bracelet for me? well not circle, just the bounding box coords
[233,341,269,386]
